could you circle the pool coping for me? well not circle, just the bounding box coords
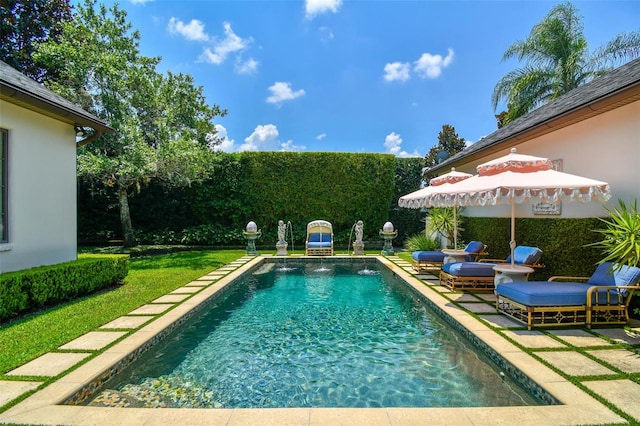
[0,255,626,425]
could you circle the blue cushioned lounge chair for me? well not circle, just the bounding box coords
[305,220,334,256]
[411,241,487,273]
[439,246,544,292]
[496,262,640,330]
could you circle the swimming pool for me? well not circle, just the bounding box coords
[83,258,543,409]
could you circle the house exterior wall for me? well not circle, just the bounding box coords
[457,99,640,220]
[0,100,77,272]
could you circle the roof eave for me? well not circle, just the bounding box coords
[0,82,114,135]
[429,80,640,174]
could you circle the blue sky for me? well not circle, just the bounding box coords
[114,0,639,156]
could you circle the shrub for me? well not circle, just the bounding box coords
[588,199,640,270]
[404,234,441,251]
[0,255,129,322]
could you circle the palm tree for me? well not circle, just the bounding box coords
[492,2,640,125]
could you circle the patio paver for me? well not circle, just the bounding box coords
[59,331,127,351]
[151,294,190,304]
[548,329,610,347]
[0,381,42,406]
[476,314,523,329]
[170,286,202,294]
[127,304,174,315]
[582,379,640,422]
[415,274,438,280]
[186,280,213,286]
[458,302,497,314]
[586,348,640,373]
[502,330,567,349]
[593,328,640,345]
[475,293,496,302]
[198,275,220,280]
[100,316,154,329]
[6,352,91,377]
[535,351,614,377]
[448,293,481,302]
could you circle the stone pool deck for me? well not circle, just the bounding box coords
[1,254,640,425]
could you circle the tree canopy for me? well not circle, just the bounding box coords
[34,0,226,246]
[0,0,72,82]
[492,2,640,125]
[422,124,466,182]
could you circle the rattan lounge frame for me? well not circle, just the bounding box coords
[439,246,544,292]
[411,242,487,273]
[496,264,640,330]
[305,220,334,256]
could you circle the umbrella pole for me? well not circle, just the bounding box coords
[510,199,516,266]
[453,207,457,249]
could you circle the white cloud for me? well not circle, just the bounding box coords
[316,133,327,140]
[384,62,411,82]
[384,132,421,158]
[280,141,307,151]
[215,124,303,152]
[305,0,342,19]
[167,17,209,41]
[266,82,306,104]
[198,22,251,65]
[384,132,403,155]
[210,124,237,152]
[414,48,455,79]
[241,124,280,151]
[235,58,259,74]
[130,0,152,4]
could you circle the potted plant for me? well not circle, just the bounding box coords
[590,199,640,271]
[589,199,640,318]
[426,207,464,249]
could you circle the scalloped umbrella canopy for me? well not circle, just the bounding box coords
[425,148,611,264]
[398,167,473,248]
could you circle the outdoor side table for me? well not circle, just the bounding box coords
[493,264,534,285]
[442,249,470,265]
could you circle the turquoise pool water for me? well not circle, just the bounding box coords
[88,259,541,408]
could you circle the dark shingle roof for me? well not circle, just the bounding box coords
[0,60,112,133]
[431,57,640,173]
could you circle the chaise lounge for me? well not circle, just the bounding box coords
[439,246,544,292]
[305,220,334,256]
[496,262,640,330]
[411,241,487,273]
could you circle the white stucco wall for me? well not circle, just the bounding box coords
[0,100,78,272]
[458,99,640,220]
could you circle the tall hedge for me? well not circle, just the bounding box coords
[78,152,423,246]
[461,217,604,279]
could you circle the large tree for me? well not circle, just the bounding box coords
[0,0,72,82]
[35,0,226,246]
[492,2,640,125]
[422,124,466,182]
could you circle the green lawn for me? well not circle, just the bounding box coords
[0,249,245,374]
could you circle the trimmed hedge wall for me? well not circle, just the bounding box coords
[79,152,424,246]
[0,255,129,323]
[461,217,604,279]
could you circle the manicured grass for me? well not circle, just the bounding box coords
[0,250,245,375]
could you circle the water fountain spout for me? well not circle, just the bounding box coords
[287,221,294,255]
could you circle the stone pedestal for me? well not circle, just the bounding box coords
[379,231,397,255]
[276,241,288,256]
[352,242,364,255]
[243,230,261,255]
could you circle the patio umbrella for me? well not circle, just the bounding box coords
[425,148,611,264]
[398,167,473,248]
